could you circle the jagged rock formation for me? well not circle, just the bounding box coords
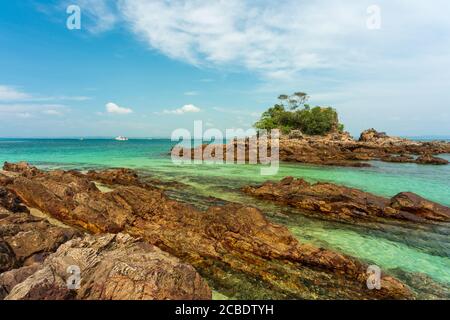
[0,187,80,273]
[2,233,212,300]
[242,177,450,223]
[0,163,413,299]
[174,129,449,167]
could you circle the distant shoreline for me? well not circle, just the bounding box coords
[1,136,450,142]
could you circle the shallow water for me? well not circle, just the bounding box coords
[0,138,449,289]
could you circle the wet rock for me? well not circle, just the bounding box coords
[381,154,415,163]
[415,154,448,165]
[390,192,450,222]
[242,177,450,223]
[3,233,212,300]
[0,164,413,299]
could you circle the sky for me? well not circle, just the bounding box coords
[0,0,449,138]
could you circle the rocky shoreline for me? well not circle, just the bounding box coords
[1,162,449,300]
[0,163,420,299]
[242,177,450,223]
[175,128,450,167]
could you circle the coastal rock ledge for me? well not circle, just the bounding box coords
[0,162,413,300]
[242,177,450,223]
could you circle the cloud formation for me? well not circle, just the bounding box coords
[116,0,450,79]
[0,104,69,118]
[163,104,201,115]
[105,102,133,114]
[0,85,30,101]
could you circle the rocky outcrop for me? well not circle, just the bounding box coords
[86,168,140,186]
[416,154,448,165]
[390,192,450,221]
[242,177,450,223]
[0,187,29,213]
[2,233,211,300]
[175,129,450,167]
[0,163,413,299]
[0,205,80,273]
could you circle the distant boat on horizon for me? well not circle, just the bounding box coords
[115,136,129,141]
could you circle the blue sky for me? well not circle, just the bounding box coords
[1,0,449,137]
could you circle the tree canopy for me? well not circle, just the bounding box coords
[254,92,344,135]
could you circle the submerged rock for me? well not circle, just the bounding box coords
[242,177,450,223]
[0,163,413,299]
[3,233,211,300]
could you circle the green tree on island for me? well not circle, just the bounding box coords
[254,92,344,135]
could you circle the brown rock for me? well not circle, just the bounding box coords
[416,154,448,165]
[0,164,412,299]
[86,168,140,186]
[178,128,449,167]
[390,192,450,222]
[242,177,449,223]
[3,233,211,300]
[3,162,40,177]
[0,187,29,213]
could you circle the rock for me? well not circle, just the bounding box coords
[0,240,16,273]
[416,154,448,165]
[0,164,412,299]
[3,233,212,300]
[0,187,80,272]
[359,128,390,142]
[3,162,40,177]
[0,263,41,299]
[288,130,304,139]
[0,187,29,213]
[86,168,140,186]
[381,155,415,163]
[179,128,449,167]
[390,192,450,222]
[242,178,450,223]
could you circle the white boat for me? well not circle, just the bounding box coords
[115,136,129,141]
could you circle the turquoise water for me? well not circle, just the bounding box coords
[0,138,449,288]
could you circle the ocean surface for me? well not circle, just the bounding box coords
[0,138,449,293]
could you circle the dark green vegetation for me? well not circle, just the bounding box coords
[254,92,344,135]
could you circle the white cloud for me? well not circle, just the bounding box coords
[184,91,199,96]
[42,109,63,116]
[0,84,91,102]
[112,0,450,81]
[0,85,30,101]
[163,104,201,115]
[0,104,69,118]
[73,0,118,33]
[105,102,133,114]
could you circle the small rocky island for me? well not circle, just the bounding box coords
[175,128,450,167]
[1,162,449,300]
